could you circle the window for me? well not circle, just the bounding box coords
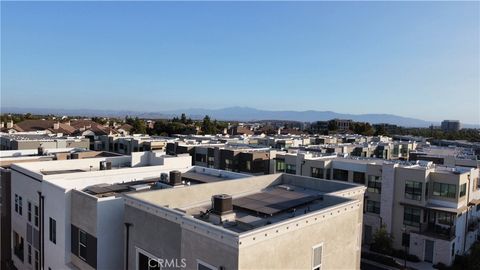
[437,212,454,225]
[433,182,457,198]
[405,181,423,201]
[34,250,39,270]
[224,159,232,171]
[366,200,381,214]
[402,233,410,247]
[34,205,39,227]
[27,244,32,264]
[403,206,421,227]
[477,204,480,212]
[275,159,286,172]
[197,260,217,270]
[207,156,215,168]
[49,218,56,244]
[367,176,382,194]
[13,231,24,262]
[195,154,207,163]
[312,244,323,270]
[79,230,87,260]
[245,160,251,171]
[138,252,161,270]
[311,167,324,179]
[286,164,296,174]
[353,172,365,184]
[28,202,32,222]
[15,194,23,215]
[459,183,467,197]
[332,169,348,181]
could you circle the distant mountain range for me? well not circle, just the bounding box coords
[2,106,478,128]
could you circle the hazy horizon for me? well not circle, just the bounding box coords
[2,1,479,123]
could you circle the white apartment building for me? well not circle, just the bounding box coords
[9,152,194,270]
[274,152,480,266]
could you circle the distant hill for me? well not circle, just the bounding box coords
[2,106,478,128]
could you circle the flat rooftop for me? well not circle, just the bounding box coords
[83,167,242,198]
[125,173,365,234]
[0,133,85,141]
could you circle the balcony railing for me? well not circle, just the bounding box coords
[468,218,480,232]
[418,223,455,240]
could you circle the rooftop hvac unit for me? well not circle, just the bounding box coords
[160,173,168,182]
[212,194,233,215]
[169,170,182,186]
[99,161,112,170]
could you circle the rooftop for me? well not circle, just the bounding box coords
[125,173,365,234]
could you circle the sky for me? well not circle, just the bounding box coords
[1,1,479,124]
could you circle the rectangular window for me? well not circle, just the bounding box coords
[433,182,457,198]
[286,164,296,174]
[15,194,23,215]
[332,169,348,181]
[49,218,56,244]
[311,167,324,179]
[245,160,251,171]
[405,181,423,201]
[276,159,286,172]
[138,251,161,270]
[195,153,207,163]
[402,233,410,247]
[224,159,232,171]
[27,244,32,264]
[79,230,87,260]
[34,250,39,270]
[15,194,18,213]
[403,206,421,227]
[459,183,467,197]
[13,231,24,262]
[28,202,32,222]
[437,212,454,225]
[353,171,365,184]
[197,259,217,270]
[34,205,39,227]
[366,200,381,214]
[207,156,215,168]
[367,176,382,194]
[312,244,323,270]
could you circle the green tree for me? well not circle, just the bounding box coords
[327,120,337,131]
[201,115,216,135]
[370,225,393,255]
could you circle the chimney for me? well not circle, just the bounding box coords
[6,120,13,128]
[53,122,60,130]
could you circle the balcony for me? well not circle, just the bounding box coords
[468,218,480,232]
[418,223,455,241]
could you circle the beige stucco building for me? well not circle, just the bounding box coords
[124,173,366,270]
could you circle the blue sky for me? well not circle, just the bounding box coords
[1,1,479,123]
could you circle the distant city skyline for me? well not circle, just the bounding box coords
[1,1,479,124]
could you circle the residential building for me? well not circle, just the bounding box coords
[124,173,366,270]
[8,151,195,270]
[273,153,480,266]
[68,166,248,270]
[0,148,120,270]
[0,133,90,151]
